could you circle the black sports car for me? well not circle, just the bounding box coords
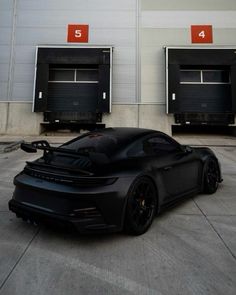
[9,128,222,235]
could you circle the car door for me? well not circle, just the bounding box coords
[142,135,201,201]
[160,149,201,201]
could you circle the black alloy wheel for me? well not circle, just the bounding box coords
[125,176,157,235]
[204,158,219,194]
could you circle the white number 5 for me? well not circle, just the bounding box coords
[75,29,82,38]
[198,30,205,39]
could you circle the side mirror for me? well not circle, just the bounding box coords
[184,145,193,154]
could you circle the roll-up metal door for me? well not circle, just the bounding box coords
[166,47,236,125]
[33,46,112,123]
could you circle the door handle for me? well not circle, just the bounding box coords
[163,166,172,171]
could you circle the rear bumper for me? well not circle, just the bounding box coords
[8,173,134,233]
[9,199,118,233]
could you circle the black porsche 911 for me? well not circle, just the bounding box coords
[9,128,222,235]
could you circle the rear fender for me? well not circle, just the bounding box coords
[122,172,161,222]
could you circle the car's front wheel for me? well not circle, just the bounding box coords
[124,176,157,235]
[204,158,219,194]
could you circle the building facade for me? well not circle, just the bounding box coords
[1,0,236,135]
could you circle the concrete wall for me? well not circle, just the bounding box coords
[0,0,13,104]
[2,0,137,103]
[99,104,172,135]
[0,102,41,135]
[0,0,140,135]
[140,0,236,128]
[1,0,236,135]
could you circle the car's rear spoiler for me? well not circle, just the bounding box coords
[21,140,110,165]
[21,140,80,156]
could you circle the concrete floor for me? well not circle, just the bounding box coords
[0,137,236,295]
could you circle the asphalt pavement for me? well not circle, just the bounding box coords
[0,135,236,295]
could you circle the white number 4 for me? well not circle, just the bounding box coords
[198,30,205,39]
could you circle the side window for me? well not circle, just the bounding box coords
[127,136,179,157]
[127,140,144,157]
[144,137,178,154]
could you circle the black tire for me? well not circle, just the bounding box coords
[203,158,219,194]
[124,176,157,235]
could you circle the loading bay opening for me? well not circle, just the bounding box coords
[166,47,236,128]
[33,46,112,130]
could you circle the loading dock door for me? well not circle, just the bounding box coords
[166,48,236,125]
[169,66,232,113]
[47,67,99,112]
[33,46,112,123]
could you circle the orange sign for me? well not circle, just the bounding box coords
[67,24,89,43]
[191,25,213,43]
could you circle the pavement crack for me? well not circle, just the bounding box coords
[192,198,236,261]
[0,227,40,291]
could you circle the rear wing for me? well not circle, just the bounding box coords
[21,140,110,165]
[21,140,80,157]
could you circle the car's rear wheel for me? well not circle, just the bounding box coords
[204,158,219,194]
[124,176,157,235]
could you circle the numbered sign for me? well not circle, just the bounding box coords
[191,25,213,43]
[67,24,89,43]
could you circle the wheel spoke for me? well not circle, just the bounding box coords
[126,177,157,234]
[131,203,140,218]
[204,159,219,194]
[144,184,151,196]
[207,163,217,185]
[131,184,156,226]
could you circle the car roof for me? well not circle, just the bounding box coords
[61,127,167,159]
[95,127,159,139]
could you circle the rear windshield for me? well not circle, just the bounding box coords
[61,132,119,156]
